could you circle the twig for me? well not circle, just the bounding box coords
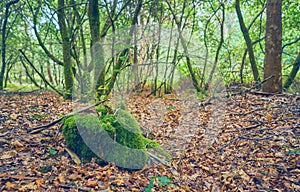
[148,152,170,165]
[243,123,262,130]
[29,100,108,134]
[229,108,264,116]
[0,132,10,137]
[219,127,271,152]
[2,174,41,180]
[239,135,274,141]
[228,75,275,96]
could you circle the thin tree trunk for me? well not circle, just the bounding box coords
[283,51,300,90]
[106,0,143,95]
[207,3,225,91]
[47,62,53,84]
[57,0,74,99]
[0,0,19,90]
[20,56,42,89]
[19,49,63,95]
[4,54,13,87]
[235,0,260,82]
[166,0,201,93]
[88,0,106,98]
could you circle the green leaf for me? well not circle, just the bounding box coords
[145,179,155,192]
[119,56,128,61]
[49,148,57,155]
[113,69,122,73]
[157,176,171,186]
[285,150,295,155]
[166,106,176,111]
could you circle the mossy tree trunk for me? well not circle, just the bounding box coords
[0,0,20,90]
[57,0,74,99]
[88,0,105,98]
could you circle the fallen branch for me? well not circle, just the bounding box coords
[1,173,41,180]
[239,135,274,141]
[29,100,108,134]
[0,132,10,137]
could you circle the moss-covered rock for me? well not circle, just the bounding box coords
[62,115,103,164]
[62,106,170,170]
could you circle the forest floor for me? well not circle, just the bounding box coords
[0,90,299,191]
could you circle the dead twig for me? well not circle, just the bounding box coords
[219,127,271,152]
[29,100,108,134]
[229,108,265,116]
[239,135,274,141]
[0,132,10,137]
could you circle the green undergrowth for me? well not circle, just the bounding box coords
[62,105,170,170]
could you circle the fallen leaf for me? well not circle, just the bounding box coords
[54,179,60,187]
[6,181,16,190]
[35,179,44,188]
[86,180,98,187]
[11,139,24,147]
[18,182,36,191]
[0,150,17,159]
[10,113,19,120]
[58,173,66,183]
[265,113,272,121]
[238,169,250,181]
[68,173,82,181]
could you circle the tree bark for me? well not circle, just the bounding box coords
[0,0,19,90]
[57,0,74,99]
[263,0,282,93]
[235,0,260,83]
[283,51,300,90]
[88,0,105,97]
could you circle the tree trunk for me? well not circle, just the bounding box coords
[47,62,54,84]
[106,0,143,96]
[283,51,300,90]
[57,0,74,99]
[263,0,282,93]
[0,0,19,90]
[88,0,105,98]
[235,0,260,83]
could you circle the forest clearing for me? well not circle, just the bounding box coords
[0,0,299,191]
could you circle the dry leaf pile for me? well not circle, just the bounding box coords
[0,90,299,191]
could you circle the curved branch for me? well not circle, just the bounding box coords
[207,3,225,90]
[282,37,300,51]
[19,49,63,96]
[26,0,63,66]
[235,0,260,82]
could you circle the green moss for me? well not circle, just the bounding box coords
[95,105,108,115]
[62,115,102,163]
[115,109,141,133]
[62,106,170,169]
